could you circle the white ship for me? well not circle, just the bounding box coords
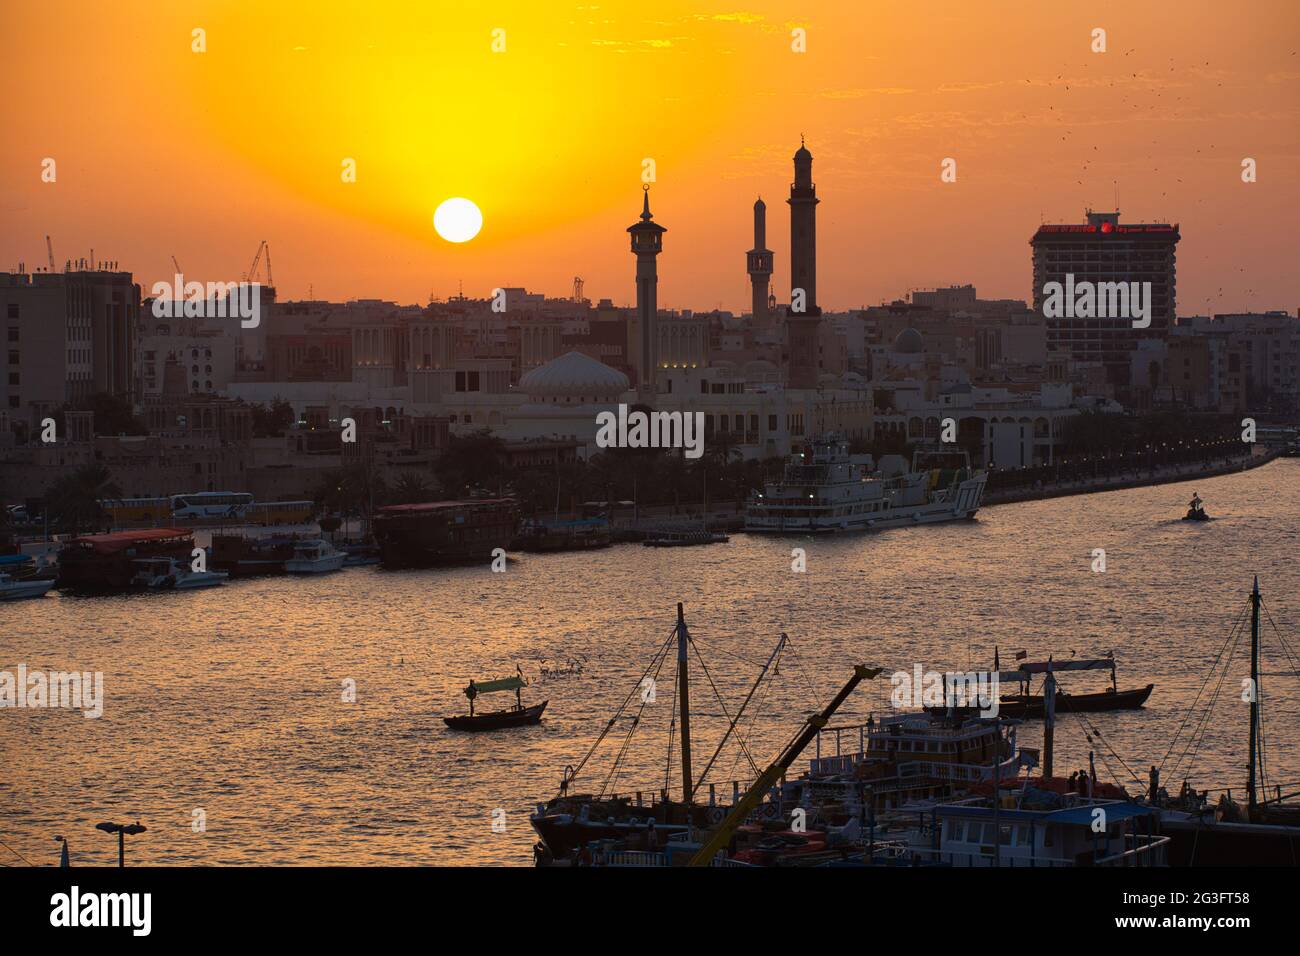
[745,435,986,533]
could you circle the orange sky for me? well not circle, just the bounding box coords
[2,1,1297,315]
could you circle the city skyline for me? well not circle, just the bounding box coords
[2,1,1298,315]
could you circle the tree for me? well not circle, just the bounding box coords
[54,393,146,437]
[311,463,387,516]
[251,398,296,438]
[46,463,122,533]
[387,472,434,505]
[434,429,507,497]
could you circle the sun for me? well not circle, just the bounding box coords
[433,198,483,243]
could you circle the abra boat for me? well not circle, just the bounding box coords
[993,653,1153,719]
[745,436,985,534]
[443,671,547,731]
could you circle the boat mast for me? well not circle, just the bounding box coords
[1248,576,1261,810]
[1043,658,1056,778]
[676,602,693,803]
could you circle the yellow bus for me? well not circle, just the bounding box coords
[245,500,316,526]
[99,497,174,526]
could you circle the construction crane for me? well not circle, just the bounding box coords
[244,240,266,284]
[45,236,55,271]
[171,256,182,275]
[262,241,273,288]
[687,663,886,866]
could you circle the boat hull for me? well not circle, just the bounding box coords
[746,476,986,534]
[443,700,547,731]
[373,499,518,568]
[0,579,55,600]
[996,683,1153,719]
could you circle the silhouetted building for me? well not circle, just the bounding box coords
[787,140,822,388]
[747,197,774,330]
[1,268,140,429]
[1031,211,1179,386]
[628,186,666,394]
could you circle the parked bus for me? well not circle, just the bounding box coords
[169,492,255,519]
[98,497,174,526]
[245,500,315,526]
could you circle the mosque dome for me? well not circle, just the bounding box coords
[518,350,630,399]
[892,328,924,354]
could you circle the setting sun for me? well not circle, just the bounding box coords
[433,197,483,244]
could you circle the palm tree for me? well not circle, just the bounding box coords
[388,472,434,505]
[46,463,122,534]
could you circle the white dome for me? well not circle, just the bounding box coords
[519,350,630,398]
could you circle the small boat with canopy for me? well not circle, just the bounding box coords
[443,671,547,731]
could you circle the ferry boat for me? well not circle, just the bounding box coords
[372,498,518,568]
[745,436,985,534]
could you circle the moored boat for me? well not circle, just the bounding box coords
[513,517,612,553]
[373,498,518,568]
[745,436,986,534]
[643,530,729,547]
[130,557,228,590]
[283,539,346,573]
[56,528,195,591]
[0,572,55,601]
[210,532,312,577]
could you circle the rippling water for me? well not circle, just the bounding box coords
[3,460,1298,866]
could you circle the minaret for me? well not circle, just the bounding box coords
[627,185,666,395]
[746,197,773,330]
[786,138,821,389]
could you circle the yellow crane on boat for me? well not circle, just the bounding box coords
[687,663,886,866]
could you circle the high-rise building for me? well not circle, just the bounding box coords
[1,268,139,430]
[1030,211,1179,386]
[787,140,822,389]
[746,197,773,330]
[627,185,666,394]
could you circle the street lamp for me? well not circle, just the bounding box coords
[95,821,147,867]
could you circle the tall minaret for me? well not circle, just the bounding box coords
[746,197,773,329]
[627,185,667,395]
[786,138,822,389]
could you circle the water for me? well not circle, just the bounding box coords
[3,461,1297,866]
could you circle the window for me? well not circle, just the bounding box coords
[8,350,18,365]
[7,396,18,408]
[7,372,17,386]
[6,328,16,341]
[6,305,17,319]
